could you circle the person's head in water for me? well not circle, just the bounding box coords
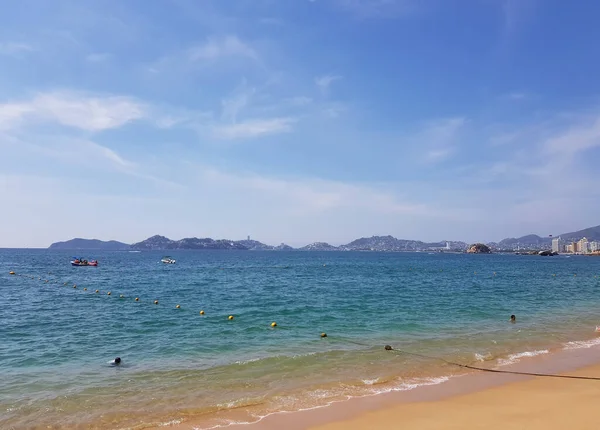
[510,315,516,323]
[113,357,121,365]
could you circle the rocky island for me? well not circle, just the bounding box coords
[467,243,492,254]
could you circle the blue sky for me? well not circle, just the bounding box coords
[2,0,600,247]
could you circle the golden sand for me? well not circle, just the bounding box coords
[310,364,600,430]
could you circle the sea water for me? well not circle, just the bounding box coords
[1,250,599,428]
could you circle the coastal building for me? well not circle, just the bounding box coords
[551,237,563,253]
[578,237,589,254]
[590,241,600,252]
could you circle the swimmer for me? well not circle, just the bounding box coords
[109,357,122,366]
[510,315,516,323]
[384,345,393,351]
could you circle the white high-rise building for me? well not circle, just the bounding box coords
[552,237,562,253]
[590,241,600,252]
[578,237,589,254]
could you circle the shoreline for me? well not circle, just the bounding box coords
[309,362,600,430]
[152,335,600,430]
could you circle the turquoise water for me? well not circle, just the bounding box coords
[1,250,600,429]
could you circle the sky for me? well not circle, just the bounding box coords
[2,0,600,248]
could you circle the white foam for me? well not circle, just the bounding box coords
[198,374,454,429]
[563,337,600,350]
[497,349,549,367]
[361,378,379,385]
[474,352,493,362]
[159,418,183,427]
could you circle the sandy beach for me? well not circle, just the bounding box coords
[310,364,600,430]
[156,346,600,430]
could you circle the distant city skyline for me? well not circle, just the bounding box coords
[2,0,600,248]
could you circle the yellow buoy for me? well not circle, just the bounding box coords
[107,291,111,296]
[135,297,139,302]
[9,271,15,275]
[200,310,205,315]
[176,304,181,309]
[84,288,87,291]
[228,315,234,320]
[95,290,99,293]
[154,300,159,305]
[321,333,327,338]
[271,322,277,327]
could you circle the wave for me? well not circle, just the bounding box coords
[563,337,600,350]
[496,349,549,367]
[199,375,452,429]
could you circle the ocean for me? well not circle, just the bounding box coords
[1,249,599,429]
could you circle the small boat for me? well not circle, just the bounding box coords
[161,256,176,264]
[71,257,98,267]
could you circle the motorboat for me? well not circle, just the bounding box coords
[161,256,176,264]
[71,257,98,266]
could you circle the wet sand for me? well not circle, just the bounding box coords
[161,344,600,430]
[310,363,600,430]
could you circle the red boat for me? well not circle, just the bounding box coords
[71,258,98,267]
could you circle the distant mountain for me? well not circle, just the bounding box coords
[300,242,338,251]
[496,224,600,250]
[48,238,130,250]
[498,234,550,248]
[558,225,600,242]
[131,235,247,250]
[339,235,467,252]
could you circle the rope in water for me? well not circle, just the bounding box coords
[389,345,600,381]
[341,339,600,380]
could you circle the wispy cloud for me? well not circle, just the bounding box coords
[212,117,295,139]
[333,0,416,19]
[0,41,33,55]
[198,165,429,215]
[544,115,600,156]
[0,91,145,132]
[417,117,466,163]
[188,35,257,62]
[315,74,342,94]
[86,53,111,63]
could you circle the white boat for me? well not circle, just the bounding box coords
[161,256,176,264]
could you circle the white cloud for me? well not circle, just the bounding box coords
[0,91,145,132]
[0,104,33,131]
[507,92,527,100]
[426,148,452,161]
[416,117,466,163]
[212,117,295,139]
[544,115,600,156]
[86,53,111,62]
[198,166,429,216]
[0,42,33,55]
[286,96,313,106]
[334,0,415,19]
[315,74,342,94]
[188,35,257,62]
